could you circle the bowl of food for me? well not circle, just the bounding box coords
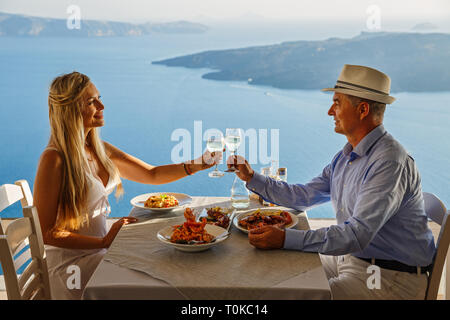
[130,192,192,212]
[233,208,299,234]
[197,207,236,230]
[157,208,229,252]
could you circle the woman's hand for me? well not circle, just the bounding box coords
[189,149,224,173]
[103,217,138,248]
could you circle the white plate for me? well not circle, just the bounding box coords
[233,208,299,234]
[157,224,229,252]
[130,192,192,212]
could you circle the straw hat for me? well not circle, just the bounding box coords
[322,64,396,104]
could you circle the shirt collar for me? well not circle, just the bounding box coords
[342,125,386,158]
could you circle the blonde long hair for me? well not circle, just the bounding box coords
[48,72,123,231]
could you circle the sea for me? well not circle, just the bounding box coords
[1,26,449,220]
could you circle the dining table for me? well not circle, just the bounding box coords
[82,196,332,300]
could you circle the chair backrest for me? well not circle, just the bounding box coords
[423,192,450,300]
[15,180,33,207]
[0,181,51,300]
[0,180,32,214]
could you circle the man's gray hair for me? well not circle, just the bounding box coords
[347,95,386,120]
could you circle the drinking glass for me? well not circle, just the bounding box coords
[224,128,242,173]
[206,134,225,178]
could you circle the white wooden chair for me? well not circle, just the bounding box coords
[0,180,51,300]
[423,192,450,300]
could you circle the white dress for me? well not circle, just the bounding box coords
[44,148,116,300]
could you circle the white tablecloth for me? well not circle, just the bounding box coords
[82,197,331,300]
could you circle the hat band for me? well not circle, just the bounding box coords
[335,80,389,96]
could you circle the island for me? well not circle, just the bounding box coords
[153,31,450,92]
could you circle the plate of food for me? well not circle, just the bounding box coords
[233,208,299,234]
[197,207,236,231]
[157,208,229,252]
[130,192,192,212]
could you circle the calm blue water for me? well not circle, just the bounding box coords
[1,30,449,220]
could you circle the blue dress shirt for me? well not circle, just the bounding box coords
[247,125,436,267]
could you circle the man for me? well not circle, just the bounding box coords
[228,65,436,300]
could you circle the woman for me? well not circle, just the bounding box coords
[33,71,219,299]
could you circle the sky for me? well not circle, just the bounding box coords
[0,0,449,24]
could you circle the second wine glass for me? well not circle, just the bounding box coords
[225,128,242,173]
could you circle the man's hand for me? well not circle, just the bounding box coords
[226,155,254,183]
[248,225,285,249]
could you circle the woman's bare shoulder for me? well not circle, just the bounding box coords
[34,147,64,196]
[38,147,64,171]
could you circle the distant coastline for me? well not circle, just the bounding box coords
[0,11,209,37]
[153,31,450,93]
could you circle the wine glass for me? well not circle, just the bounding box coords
[206,134,225,178]
[224,128,242,173]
